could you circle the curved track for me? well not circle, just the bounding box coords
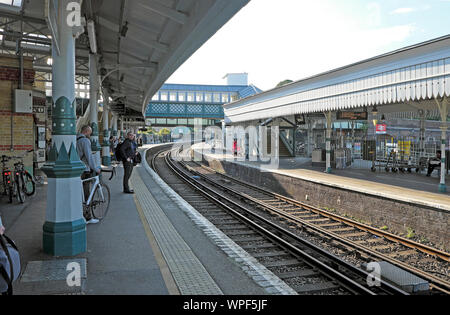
[150,147,409,295]
[180,149,450,295]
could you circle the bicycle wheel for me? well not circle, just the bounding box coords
[22,172,35,196]
[2,177,7,195]
[8,185,13,203]
[91,183,110,220]
[15,176,25,203]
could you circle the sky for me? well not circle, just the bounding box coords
[166,0,450,91]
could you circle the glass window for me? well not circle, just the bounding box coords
[178,92,186,102]
[152,93,159,101]
[187,93,194,102]
[170,92,177,101]
[157,118,167,124]
[167,119,177,125]
[178,119,187,125]
[230,93,239,102]
[196,93,204,102]
[160,92,168,101]
[188,119,195,125]
[213,93,221,103]
[222,94,229,103]
[205,93,212,102]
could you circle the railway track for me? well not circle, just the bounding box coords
[177,148,450,295]
[150,147,408,295]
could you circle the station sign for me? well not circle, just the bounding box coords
[376,124,387,135]
[336,111,368,121]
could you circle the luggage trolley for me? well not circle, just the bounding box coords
[371,138,401,173]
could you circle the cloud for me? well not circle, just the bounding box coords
[391,7,416,14]
[390,5,431,15]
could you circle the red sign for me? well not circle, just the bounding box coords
[376,124,387,134]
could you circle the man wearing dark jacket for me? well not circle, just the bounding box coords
[120,132,138,194]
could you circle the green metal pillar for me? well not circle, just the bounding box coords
[325,111,333,174]
[41,0,86,256]
[436,97,448,193]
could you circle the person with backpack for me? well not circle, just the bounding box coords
[0,215,20,296]
[117,132,138,194]
[0,217,4,236]
[76,126,102,224]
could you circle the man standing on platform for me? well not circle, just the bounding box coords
[77,125,102,224]
[120,132,138,194]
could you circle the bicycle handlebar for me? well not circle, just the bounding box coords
[101,166,116,181]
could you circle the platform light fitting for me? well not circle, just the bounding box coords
[87,20,97,54]
[372,106,378,116]
[121,21,129,37]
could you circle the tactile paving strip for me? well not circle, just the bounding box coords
[142,153,297,295]
[131,171,223,295]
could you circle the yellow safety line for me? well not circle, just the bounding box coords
[133,191,180,295]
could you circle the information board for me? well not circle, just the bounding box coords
[336,111,368,121]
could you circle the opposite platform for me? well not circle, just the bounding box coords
[192,143,450,251]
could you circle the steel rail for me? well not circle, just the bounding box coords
[195,162,450,262]
[159,149,408,295]
[188,160,450,294]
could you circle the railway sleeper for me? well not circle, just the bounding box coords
[228,232,261,238]
[328,227,356,233]
[233,236,266,243]
[240,243,279,250]
[251,251,290,259]
[317,223,342,228]
[292,282,341,294]
[305,218,331,224]
[388,249,418,258]
[216,225,249,231]
[340,232,368,238]
[278,269,319,280]
[264,259,303,268]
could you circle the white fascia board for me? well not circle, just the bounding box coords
[224,36,450,112]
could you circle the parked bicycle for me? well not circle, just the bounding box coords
[1,156,14,204]
[13,151,36,204]
[1,150,35,204]
[82,166,116,221]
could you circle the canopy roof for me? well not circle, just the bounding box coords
[224,35,450,124]
[0,0,250,117]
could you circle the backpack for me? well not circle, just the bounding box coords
[133,152,142,166]
[115,142,125,161]
[0,235,20,295]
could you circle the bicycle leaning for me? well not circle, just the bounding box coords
[1,150,35,204]
[82,166,116,222]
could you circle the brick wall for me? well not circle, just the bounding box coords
[0,54,35,174]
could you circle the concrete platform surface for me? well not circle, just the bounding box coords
[0,144,268,295]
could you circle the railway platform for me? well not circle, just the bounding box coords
[0,144,270,295]
[192,143,450,252]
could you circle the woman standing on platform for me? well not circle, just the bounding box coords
[233,138,238,157]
